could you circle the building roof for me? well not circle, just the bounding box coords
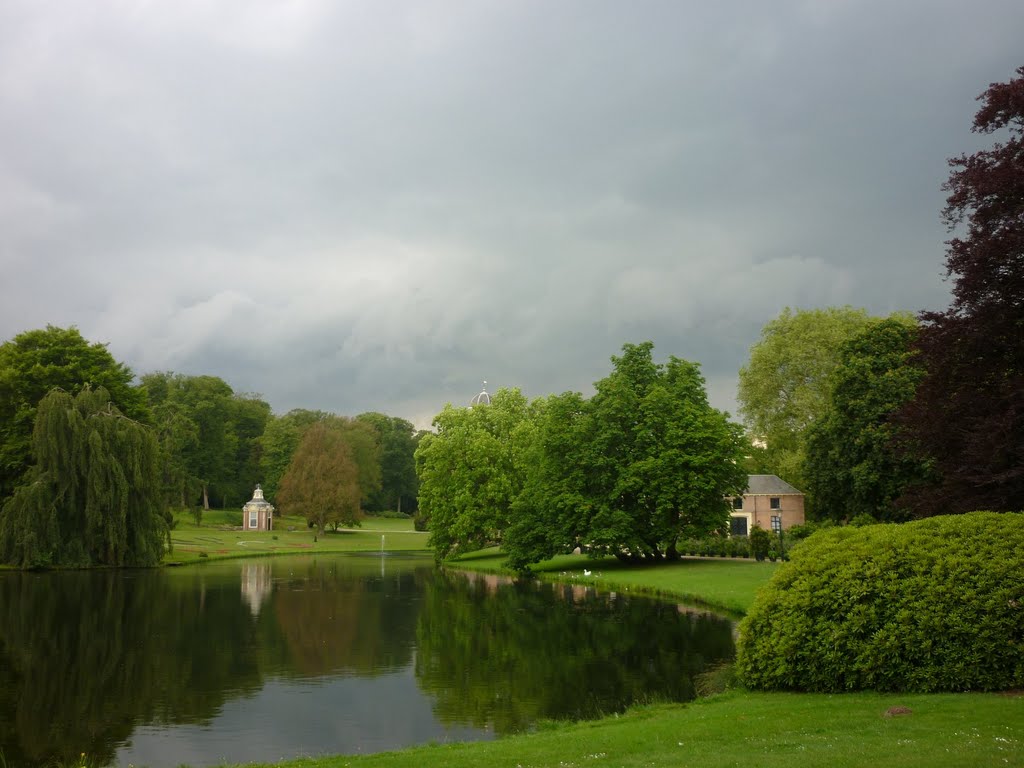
[745,474,803,495]
[243,484,275,510]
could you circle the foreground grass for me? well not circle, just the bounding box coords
[450,549,777,615]
[165,511,429,566]
[226,690,1022,768]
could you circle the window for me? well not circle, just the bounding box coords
[770,497,781,510]
[771,515,782,533]
[730,516,748,536]
[249,511,258,528]
[732,496,743,509]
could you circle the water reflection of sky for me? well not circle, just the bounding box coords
[116,667,490,768]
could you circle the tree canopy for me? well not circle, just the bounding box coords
[276,417,381,533]
[0,326,147,502]
[419,343,748,570]
[899,66,1024,516]
[0,387,168,568]
[737,306,875,497]
[415,389,533,560]
[803,317,931,522]
[356,412,421,514]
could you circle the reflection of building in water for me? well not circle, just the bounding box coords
[242,484,275,531]
[241,562,272,617]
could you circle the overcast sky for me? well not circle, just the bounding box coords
[1,1,1021,428]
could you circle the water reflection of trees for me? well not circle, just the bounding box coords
[267,557,422,677]
[415,570,735,734]
[0,569,262,767]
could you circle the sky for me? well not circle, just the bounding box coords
[1,1,1022,429]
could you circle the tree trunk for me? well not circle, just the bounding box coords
[202,484,209,510]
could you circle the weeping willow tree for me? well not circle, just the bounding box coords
[0,386,169,568]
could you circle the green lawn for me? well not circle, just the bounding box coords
[231,690,1023,768]
[449,548,778,615]
[165,511,430,566]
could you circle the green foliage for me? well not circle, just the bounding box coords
[0,326,147,502]
[0,387,168,568]
[258,408,330,499]
[736,512,1024,692]
[737,307,874,498]
[416,389,533,560]
[141,372,271,510]
[803,317,931,522]
[356,412,420,513]
[748,526,770,562]
[503,343,748,571]
[276,418,379,534]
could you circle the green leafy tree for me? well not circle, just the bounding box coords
[258,409,331,500]
[0,326,147,502]
[804,317,931,522]
[275,416,380,533]
[142,373,271,510]
[737,307,874,495]
[415,389,533,560]
[276,421,362,534]
[0,387,168,568]
[900,67,1024,516]
[505,343,747,570]
[356,412,420,514]
[581,343,747,563]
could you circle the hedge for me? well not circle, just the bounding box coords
[736,512,1024,692]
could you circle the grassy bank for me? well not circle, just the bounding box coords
[449,549,778,615]
[233,690,1022,768]
[165,510,430,566]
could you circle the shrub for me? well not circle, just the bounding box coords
[736,512,1024,692]
[749,526,771,561]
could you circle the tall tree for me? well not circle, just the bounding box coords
[0,326,147,502]
[900,66,1024,515]
[258,409,331,500]
[415,389,533,560]
[737,307,874,494]
[276,421,363,534]
[356,412,420,514]
[142,373,270,510]
[580,343,747,563]
[804,317,931,522]
[0,387,168,568]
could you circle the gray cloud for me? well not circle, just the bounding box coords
[2,0,1022,428]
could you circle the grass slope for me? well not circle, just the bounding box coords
[165,511,430,565]
[450,549,778,615]
[234,691,1023,768]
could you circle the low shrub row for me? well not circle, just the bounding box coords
[678,529,789,561]
[736,511,1024,692]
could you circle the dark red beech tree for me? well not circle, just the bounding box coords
[900,66,1024,516]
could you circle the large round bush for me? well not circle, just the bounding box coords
[736,512,1024,692]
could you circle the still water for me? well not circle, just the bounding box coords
[0,555,734,767]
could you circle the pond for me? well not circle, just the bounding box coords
[0,555,735,767]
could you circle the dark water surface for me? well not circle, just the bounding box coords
[0,555,734,767]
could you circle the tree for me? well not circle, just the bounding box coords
[258,409,331,499]
[0,387,168,568]
[579,343,747,562]
[803,317,931,522]
[900,67,1024,516]
[276,421,362,534]
[504,343,748,570]
[356,412,420,514]
[141,373,271,510]
[737,307,874,495]
[415,389,533,560]
[0,326,147,502]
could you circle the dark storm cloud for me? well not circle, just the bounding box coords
[1,0,1022,426]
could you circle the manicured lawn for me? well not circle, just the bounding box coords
[449,548,778,615]
[165,511,430,566]
[230,690,1023,768]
